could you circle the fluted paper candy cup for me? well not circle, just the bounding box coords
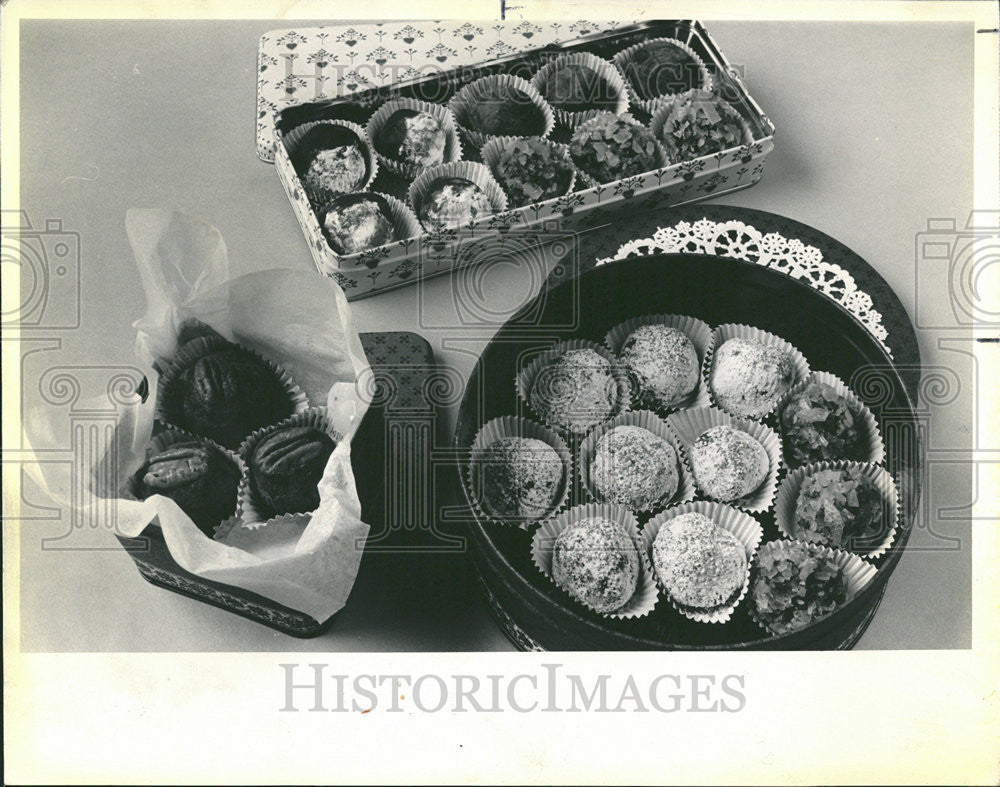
[515,338,633,439]
[466,415,573,530]
[282,119,378,206]
[748,538,878,636]
[315,192,423,259]
[407,160,508,233]
[612,36,713,114]
[604,312,713,412]
[578,409,695,514]
[531,502,658,619]
[703,323,811,421]
[480,135,577,208]
[448,73,555,151]
[641,500,763,623]
[774,460,899,560]
[775,370,885,468]
[665,405,783,514]
[365,97,463,181]
[530,51,630,129]
[237,407,343,523]
[649,88,754,166]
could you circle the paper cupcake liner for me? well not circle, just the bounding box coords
[466,415,573,530]
[703,323,811,421]
[748,538,879,636]
[281,119,379,206]
[448,73,556,152]
[314,192,423,260]
[407,160,509,233]
[568,112,669,185]
[215,513,312,560]
[479,135,577,209]
[612,36,714,115]
[515,338,633,439]
[531,502,658,619]
[578,409,695,514]
[775,370,886,468]
[236,406,342,524]
[665,405,784,514]
[364,97,463,182]
[530,51,630,129]
[604,312,714,412]
[648,89,754,166]
[774,460,900,560]
[155,334,308,449]
[641,500,763,623]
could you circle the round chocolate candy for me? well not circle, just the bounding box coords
[248,425,337,516]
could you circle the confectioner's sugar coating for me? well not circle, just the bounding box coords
[589,425,678,510]
[478,437,565,521]
[529,348,621,434]
[652,511,746,610]
[619,324,700,409]
[552,516,639,613]
[689,425,769,501]
[711,338,796,418]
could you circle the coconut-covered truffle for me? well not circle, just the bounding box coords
[418,176,494,231]
[552,516,639,613]
[689,425,769,502]
[540,62,618,114]
[750,542,847,635]
[134,437,240,536]
[495,138,575,207]
[780,382,865,468]
[620,39,702,102]
[462,83,546,137]
[657,90,747,163]
[301,144,367,203]
[793,468,885,552]
[652,512,747,611]
[248,425,337,516]
[619,324,700,409]
[477,437,565,522]
[374,109,447,169]
[589,425,679,511]
[321,193,397,255]
[569,113,661,184]
[528,348,623,435]
[710,338,796,419]
[162,338,296,450]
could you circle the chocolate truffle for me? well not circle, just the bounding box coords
[476,437,565,522]
[321,193,397,255]
[780,381,865,468]
[619,324,700,409]
[462,83,546,137]
[620,39,702,102]
[135,438,240,536]
[552,516,639,613]
[417,177,494,231]
[495,138,574,207]
[528,348,623,435]
[710,338,796,419]
[657,90,747,163]
[589,425,679,511]
[689,425,769,502]
[750,542,847,635]
[540,63,617,114]
[166,342,295,450]
[793,468,885,552]
[569,113,660,184]
[300,143,367,203]
[374,109,447,169]
[248,425,337,516]
[652,512,747,611]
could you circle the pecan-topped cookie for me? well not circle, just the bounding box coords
[248,425,337,516]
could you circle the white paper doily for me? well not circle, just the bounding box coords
[595,217,892,356]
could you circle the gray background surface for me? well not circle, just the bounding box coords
[17,19,974,650]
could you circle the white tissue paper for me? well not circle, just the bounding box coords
[23,209,373,622]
